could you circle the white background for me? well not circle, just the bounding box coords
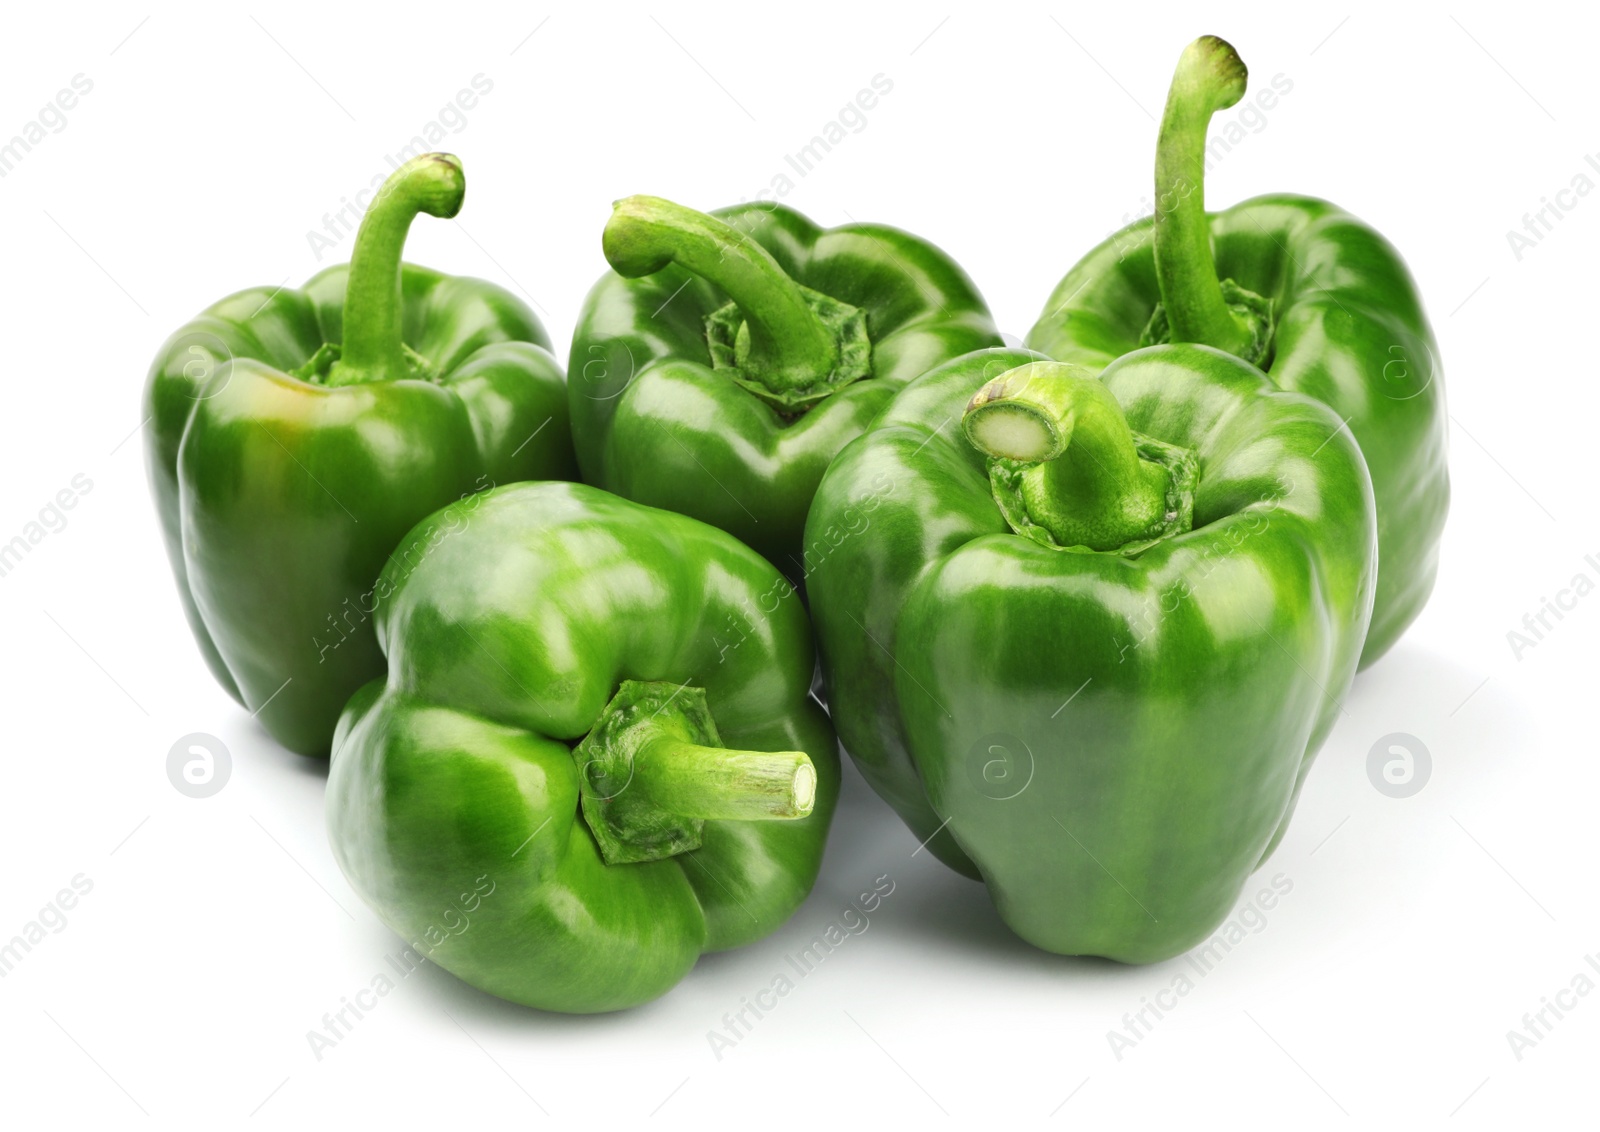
[0,2,1593,1127]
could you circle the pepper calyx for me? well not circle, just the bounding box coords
[572,680,816,866]
[1140,278,1275,368]
[705,286,872,413]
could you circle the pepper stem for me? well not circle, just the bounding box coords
[634,738,816,821]
[325,153,465,388]
[963,362,1173,552]
[1150,36,1270,363]
[573,680,816,865]
[602,196,853,406]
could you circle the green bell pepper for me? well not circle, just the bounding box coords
[144,154,575,756]
[327,481,838,1013]
[806,345,1375,961]
[567,196,1000,572]
[1027,36,1447,666]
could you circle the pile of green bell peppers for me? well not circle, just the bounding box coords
[146,34,1445,1012]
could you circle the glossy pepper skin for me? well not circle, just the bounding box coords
[145,155,575,755]
[1027,37,1446,667]
[327,482,838,1013]
[568,196,1000,573]
[805,345,1375,961]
